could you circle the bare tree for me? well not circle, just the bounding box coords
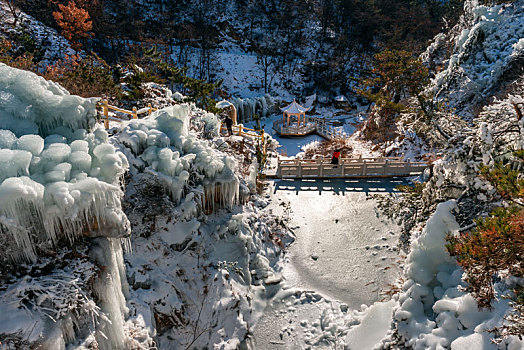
[6,0,23,26]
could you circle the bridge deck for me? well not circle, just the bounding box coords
[267,157,428,179]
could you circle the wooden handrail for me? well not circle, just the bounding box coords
[219,123,268,160]
[220,124,263,140]
[98,99,158,128]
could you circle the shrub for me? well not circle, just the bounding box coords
[52,0,93,49]
[446,206,523,308]
[0,39,36,70]
[446,150,523,337]
[44,53,121,98]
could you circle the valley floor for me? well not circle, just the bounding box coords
[250,178,406,349]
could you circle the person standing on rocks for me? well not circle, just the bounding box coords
[224,115,234,136]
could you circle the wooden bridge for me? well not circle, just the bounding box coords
[269,157,429,179]
[273,116,346,141]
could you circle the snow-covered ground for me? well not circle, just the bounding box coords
[251,178,406,349]
[0,1,74,66]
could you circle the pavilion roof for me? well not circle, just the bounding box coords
[215,100,234,109]
[280,99,310,114]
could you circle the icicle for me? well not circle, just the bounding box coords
[0,181,129,263]
[90,237,129,350]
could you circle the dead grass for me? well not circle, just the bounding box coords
[301,138,353,159]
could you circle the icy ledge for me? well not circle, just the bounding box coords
[116,104,239,209]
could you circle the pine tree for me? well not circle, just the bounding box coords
[446,150,523,336]
[358,49,429,151]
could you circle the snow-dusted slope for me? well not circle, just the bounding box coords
[0,63,292,349]
[424,0,524,116]
[374,1,524,349]
[0,1,74,64]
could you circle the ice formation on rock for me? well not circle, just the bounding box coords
[116,104,239,209]
[231,95,272,123]
[426,1,524,114]
[89,237,130,349]
[0,63,98,136]
[0,64,132,350]
[0,65,130,262]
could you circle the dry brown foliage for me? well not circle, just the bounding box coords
[0,39,36,70]
[301,138,353,159]
[51,0,93,49]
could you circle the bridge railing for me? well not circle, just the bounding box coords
[272,119,316,136]
[219,123,268,158]
[310,117,345,140]
[98,99,158,129]
[277,157,428,178]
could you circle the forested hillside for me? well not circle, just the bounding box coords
[6,0,463,97]
[0,0,523,349]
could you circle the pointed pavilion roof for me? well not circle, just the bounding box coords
[280,99,310,114]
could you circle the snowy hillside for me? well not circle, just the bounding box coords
[423,0,524,117]
[373,1,524,349]
[0,63,291,349]
[0,1,73,65]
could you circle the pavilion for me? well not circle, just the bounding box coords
[280,99,310,127]
[272,99,316,137]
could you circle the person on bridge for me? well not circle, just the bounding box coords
[331,149,341,165]
[224,115,234,136]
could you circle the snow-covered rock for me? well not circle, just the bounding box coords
[426,0,524,116]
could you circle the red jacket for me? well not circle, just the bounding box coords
[333,151,341,158]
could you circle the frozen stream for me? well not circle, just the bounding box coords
[246,113,357,157]
[251,178,407,349]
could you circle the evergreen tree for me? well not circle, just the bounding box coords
[447,150,523,337]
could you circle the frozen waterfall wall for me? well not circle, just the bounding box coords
[0,64,131,350]
[231,95,277,123]
[0,64,243,350]
[116,104,240,212]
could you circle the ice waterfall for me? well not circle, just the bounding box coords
[231,95,275,123]
[0,64,131,350]
[116,104,240,210]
